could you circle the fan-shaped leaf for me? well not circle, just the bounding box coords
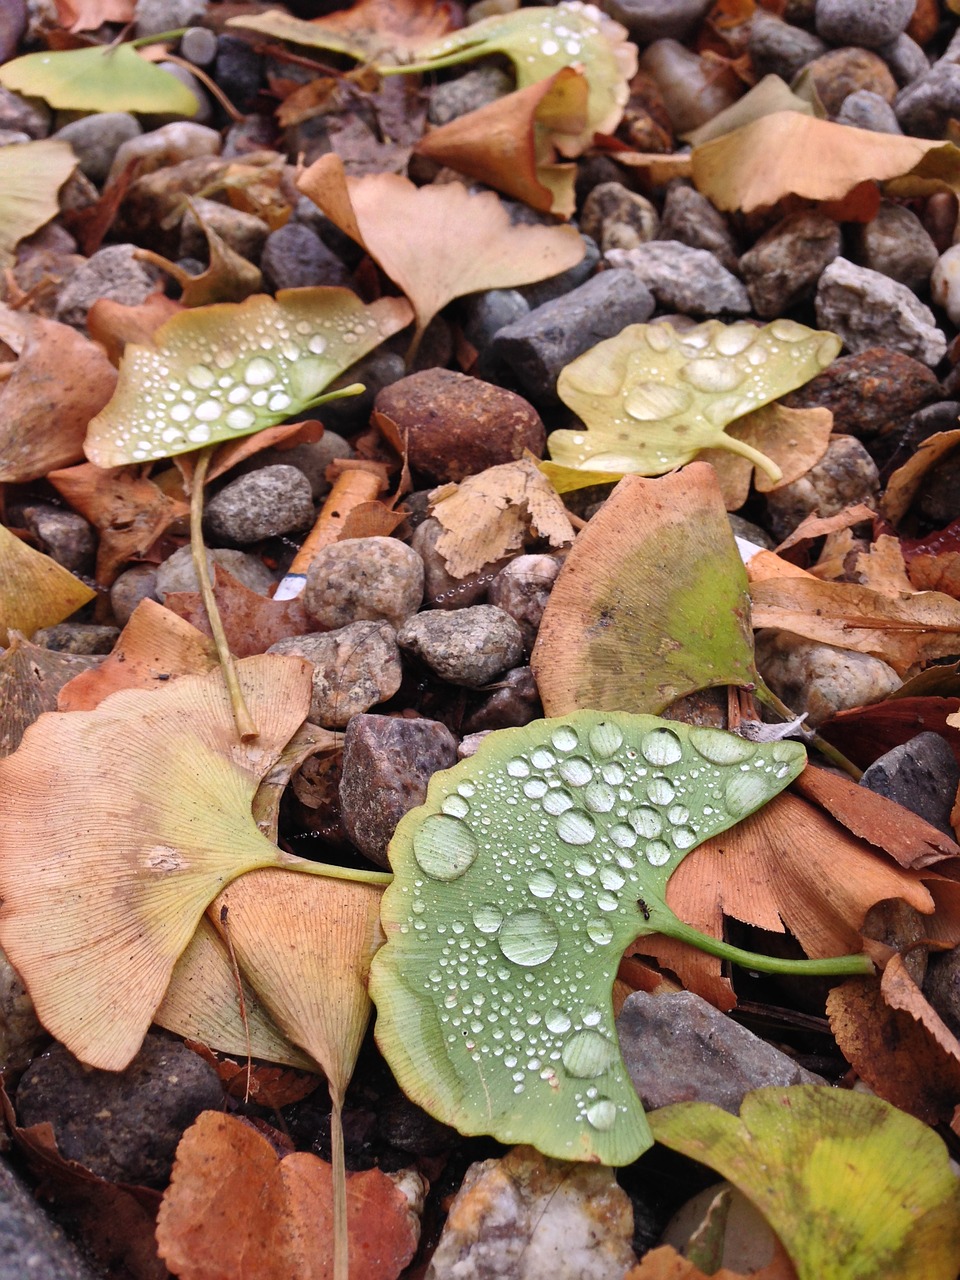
[84,288,413,466]
[550,319,841,484]
[0,522,96,646]
[0,140,76,267]
[0,42,198,115]
[370,709,806,1166]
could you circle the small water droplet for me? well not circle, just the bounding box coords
[556,810,596,845]
[244,356,276,386]
[596,891,619,912]
[413,814,479,881]
[226,407,255,431]
[610,823,638,848]
[531,748,556,769]
[561,1029,615,1078]
[546,1009,571,1034]
[551,725,579,752]
[528,870,558,899]
[641,730,683,767]
[586,1098,617,1130]
[498,910,559,967]
[584,780,615,812]
[647,777,676,806]
[667,804,690,825]
[186,363,215,389]
[573,856,597,876]
[586,919,613,945]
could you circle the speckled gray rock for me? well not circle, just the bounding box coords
[339,714,458,866]
[763,434,880,541]
[463,666,542,733]
[32,624,119,654]
[15,1034,222,1187]
[749,12,827,80]
[599,0,712,43]
[110,564,160,627]
[411,518,510,610]
[0,1159,100,1280]
[606,241,750,317]
[0,85,50,138]
[54,112,141,185]
[107,120,221,185]
[461,289,531,351]
[657,183,740,274]
[260,222,352,291]
[895,61,960,137]
[579,182,659,253]
[269,622,403,727]
[487,554,562,652]
[179,196,269,263]
[19,503,95,575]
[54,244,158,330]
[860,732,960,837]
[135,0,206,37]
[0,945,43,1073]
[214,34,264,117]
[304,536,424,631]
[489,270,655,403]
[815,0,912,49]
[398,606,524,687]
[855,202,937,291]
[618,991,823,1113]
[739,210,841,319]
[815,257,947,367]
[155,544,275,601]
[755,631,901,726]
[835,88,902,132]
[428,65,513,124]
[204,465,314,544]
[237,431,353,500]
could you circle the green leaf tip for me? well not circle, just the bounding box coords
[370,710,808,1166]
[0,42,199,116]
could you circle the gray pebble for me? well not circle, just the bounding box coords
[490,269,655,404]
[462,666,542,733]
[579,182,659,253]
[855,201,937,291]
[739,209,840,319]
[860,732,960,837]
[518,235,599,310]
[606,241,751,317]
[834,88,903,132]
[107,120,221,186]
[151,62,213,127]
[428,65,513,124]
[0,1159,100,1280]
[260,222,352,291]
[895,61,960,137]
[304,536,424,631]
[0,128,30,145]
[339,714,458,866]
[815,257,947,367]
[179,196,269,263]
[0,85,50,138]
[815,0,913,49]
[179,25,218,68]
[749,12,827,81]
[460,289,531,352]
[20,502,95,575]
[923,946,960,1040]
[135,0,207,38]
[204,465,315,544]
[54,244,158,330]
[32,624,119,654]
[487,554,561,652]
[915,449,960,527]
[397,605,524,687]
[879,33,930,86]
[110,564,160,627]
[155,544,275,600]
[755,631,901,726]
[763,434,879,542]
[214,34,264,116]
[268,621,403,727]
[53,112,141,185]
[15,1034,221,1187]
[598,0,713,43]
[618,991,823,1114]
[236,431,353,500]
[657,183,740,274]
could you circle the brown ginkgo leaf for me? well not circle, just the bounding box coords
[698,403,833,512]
[296,155,585,353]
[0,654,314,1070]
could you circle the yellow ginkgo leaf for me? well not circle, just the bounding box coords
[0,521,96,646]
[0,140,76,267]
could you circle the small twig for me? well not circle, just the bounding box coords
[161,51,246,122]
[755,680,863,780]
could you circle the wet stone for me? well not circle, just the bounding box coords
[428,65,513,124]
[53,112,142,185]
[657,183,740,275]
[410,517,511,610]
[235,430,353,501]
[739,210,841,319]
[606,242,750,318]
[397,605,525,687]
[110,564,160,627]
[518,235,600,310]
[881,33,930,86]
[815,0,913,49]
[860,732,960,837]
[135,0,207,38]
[462,665,543,733]
[204,465,315,544]
[855,202,937,291]
[803,47,898,114]
[754,631,901,726]
[579,182,659,253]
[914,449,960,527]
[321,351,407,435]
[487,554,562,651]
[155,544,275,600]
[374,370,546,484]
[460,288,531,352]
[834,88,902,132]
[815,257,947,368]
[179,196,269,264]
[489,270,656,404]
[54,244,159,331]
[260,222,352,291]
[268,621,403,728]
[895,61,960,137]
[106,120,221,186]
[748,12,827,81]
[32,624,119,655]
[19,502,95,575]
[180,24,218,67]
[15,1033,222,1187]
[763,434,880,542]
[339,714,458,867]
[0,1160,100,1280]
[618,991,824,1114]
[304,536,424,631]
[923,946,960,1041]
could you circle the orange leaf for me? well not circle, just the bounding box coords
[87,291,184,367]
[155,1110,420,1280]
[54,0,134,33]
[627,1242,796,1280]
[699,403,833,511]
[820,696,960,772]
[881,430,960,525]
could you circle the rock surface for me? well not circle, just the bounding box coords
[860,732,960,836]
[204,465,315,544]
[398,606,525,687]
[606,241,750,316]
[304,537,424,631]
[754,632,902,726]
[815,257,947,367]
[268,622,403,727]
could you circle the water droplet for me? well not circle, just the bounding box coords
[773,741,803,764]
[187,424,210,443]
[498,910,559,967]
[170,403,190,423]
[645,841,672,867]
[599,867,625,891]
[587,918,614,945]
[227,385,251,404]
[624,381,692,421]
[589,722,623,757]
[226,407,255,431]
[546,1009,571,1034]
[524,778,548,799]
[473,905,503,934]
[528,870,558,899]
[667,805,690,825]
[573,856,597,876]
[584,780,615,812]
[551,725,579,752]
[771,318,809,343]
[556,809,596,845]
[441,794,470,818]
[186,363,215,389]
[672,827,697,849]
[601,762,625,785]
[680,356,744,393]
[647,778,676,805]
[596,891,618,912]
[724,771,771,817]
[507,758,530,778]
[690,727,756,765]
[308,334,327,354]
[531,748,555,769]
[586,1098,617,1130]
[562,1029,616,1078]
[610,823,638,848]
[268,392,291,413]
[641,729,683,766]
[558,757,593,786]
[412,814,479,881]
[629,807,662,839]
[244,356,276,386]
[543,788,574,816]
[714,324,755,356]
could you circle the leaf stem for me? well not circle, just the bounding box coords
[330,1087,349,1280]
[720,434,783,484]
[129,28,187,47]
[378,49,480,76]
[189,445,259,741]
[754,680,863,780]
[278,851,393,887]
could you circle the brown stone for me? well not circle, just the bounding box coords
[803,47,898,115]
[373,369,546,484]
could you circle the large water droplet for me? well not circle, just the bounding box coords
[556,809,596,845]
[473,904,504,934]
[543,788,574,816]
[441,794,470,818]
[524,778,548,799]
[561,1029,616,1078]
[531,748,556,769]
[646,841,672,867]
[186,363,215,389]
[586,1098,617,1130]
[528,870,558,899]
[546,1009,571,1034]
[412,814,478,881]
[714,323,755,356]
[680,356,744,393]
[599,867,625,891]
[601,761,625,785]
[498,910,559,967]
[244,356,276,386]
[584,780,615,812]
[610,823,638,848]
[667,804,690,825]
[558,757,593,787]
[586,918,614,945]
[596,891,619,912]
[647,777,676,805]
[574,856,597,876]
[689,727,756,765]
[625,381,692,420]
[641,729,683,766]
[551,725,579,752]
[628,807,662,839]
[724,771,771,817]
[589,722,624,758]
[672,827,697,849]
[507,757,530,778]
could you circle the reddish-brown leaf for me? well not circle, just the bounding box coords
[164,564,312,657]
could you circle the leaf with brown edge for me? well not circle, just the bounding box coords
[155,1110,420,1280]
[87,291,183,367]
[0,307,117,482]
[229,0,457,64]
[54,0,135,34]
[165,564,313,657]
[774,504,878,562]
[698,403,833,511]
[0,523,96,646]
[532,465,757,717]
[58,598,217,712]
[881,430,960,525]
[297,155,584,352]
[0,633,101,756]
[0,654,314,1070]
[415,68,588,217]
[903,522,960,600]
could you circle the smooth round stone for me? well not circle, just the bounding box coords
[815,0,913,50]
[54,113,141,185]
[304,536,424,631]
[931,244,960,328]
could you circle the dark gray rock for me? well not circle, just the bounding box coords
[204,465,315,544]
[318,351,407,435]
[835,88,902,132]
[32,625,119,655]
[428,66,513,124]
[924,945,960,1040]
[815,258,946,367]
[54,244,158,331]
[860,732,960,837]
[518,235,600,310]
[397,605,525,687]
[15,1034,221,1187]
[460,289,531,352]
[268,622,403,727]
[855,201,937,291]
[749,12,826,80]
[339,714,458,866]
[304,536,424,631]
[914,450,960,528]
[815,0,913,49]
[489,269,655,404]
[20,503,95,575]
[155,544,275,600]
[606,241,750,317]
[657,183,740,274]
[617,990,824,1113]
[214,35,264,116]
[487,554,562,652]
[0,1159,100,1280]
[739,210,841,319]
[462,666,542,733]
[895,61,960,137]
[53,113,141,185]
[260,222,352,291]
[110,564,160,627]
[235,431,353,500]
[599,0,713,43]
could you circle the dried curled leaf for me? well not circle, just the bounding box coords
[0,140,76,267]
[550,319,841,485]
[228,0,457,63]
[698,403,833,512]
[0,42,198,115]
[84,288,413,466]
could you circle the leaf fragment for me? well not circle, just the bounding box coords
[0,522,96,646]
[0,42,198,115]
[698,403,833,511]
[0,140,76,267]
[228,0,457,64]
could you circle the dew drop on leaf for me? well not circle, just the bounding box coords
[412,814,479,880]
[498,910,559,966]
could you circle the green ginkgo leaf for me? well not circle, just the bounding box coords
[0,42,199,115]
[370,712,870,1166]
[84,288,413,466]
[549,318,841,485]
[381,2,637,154]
